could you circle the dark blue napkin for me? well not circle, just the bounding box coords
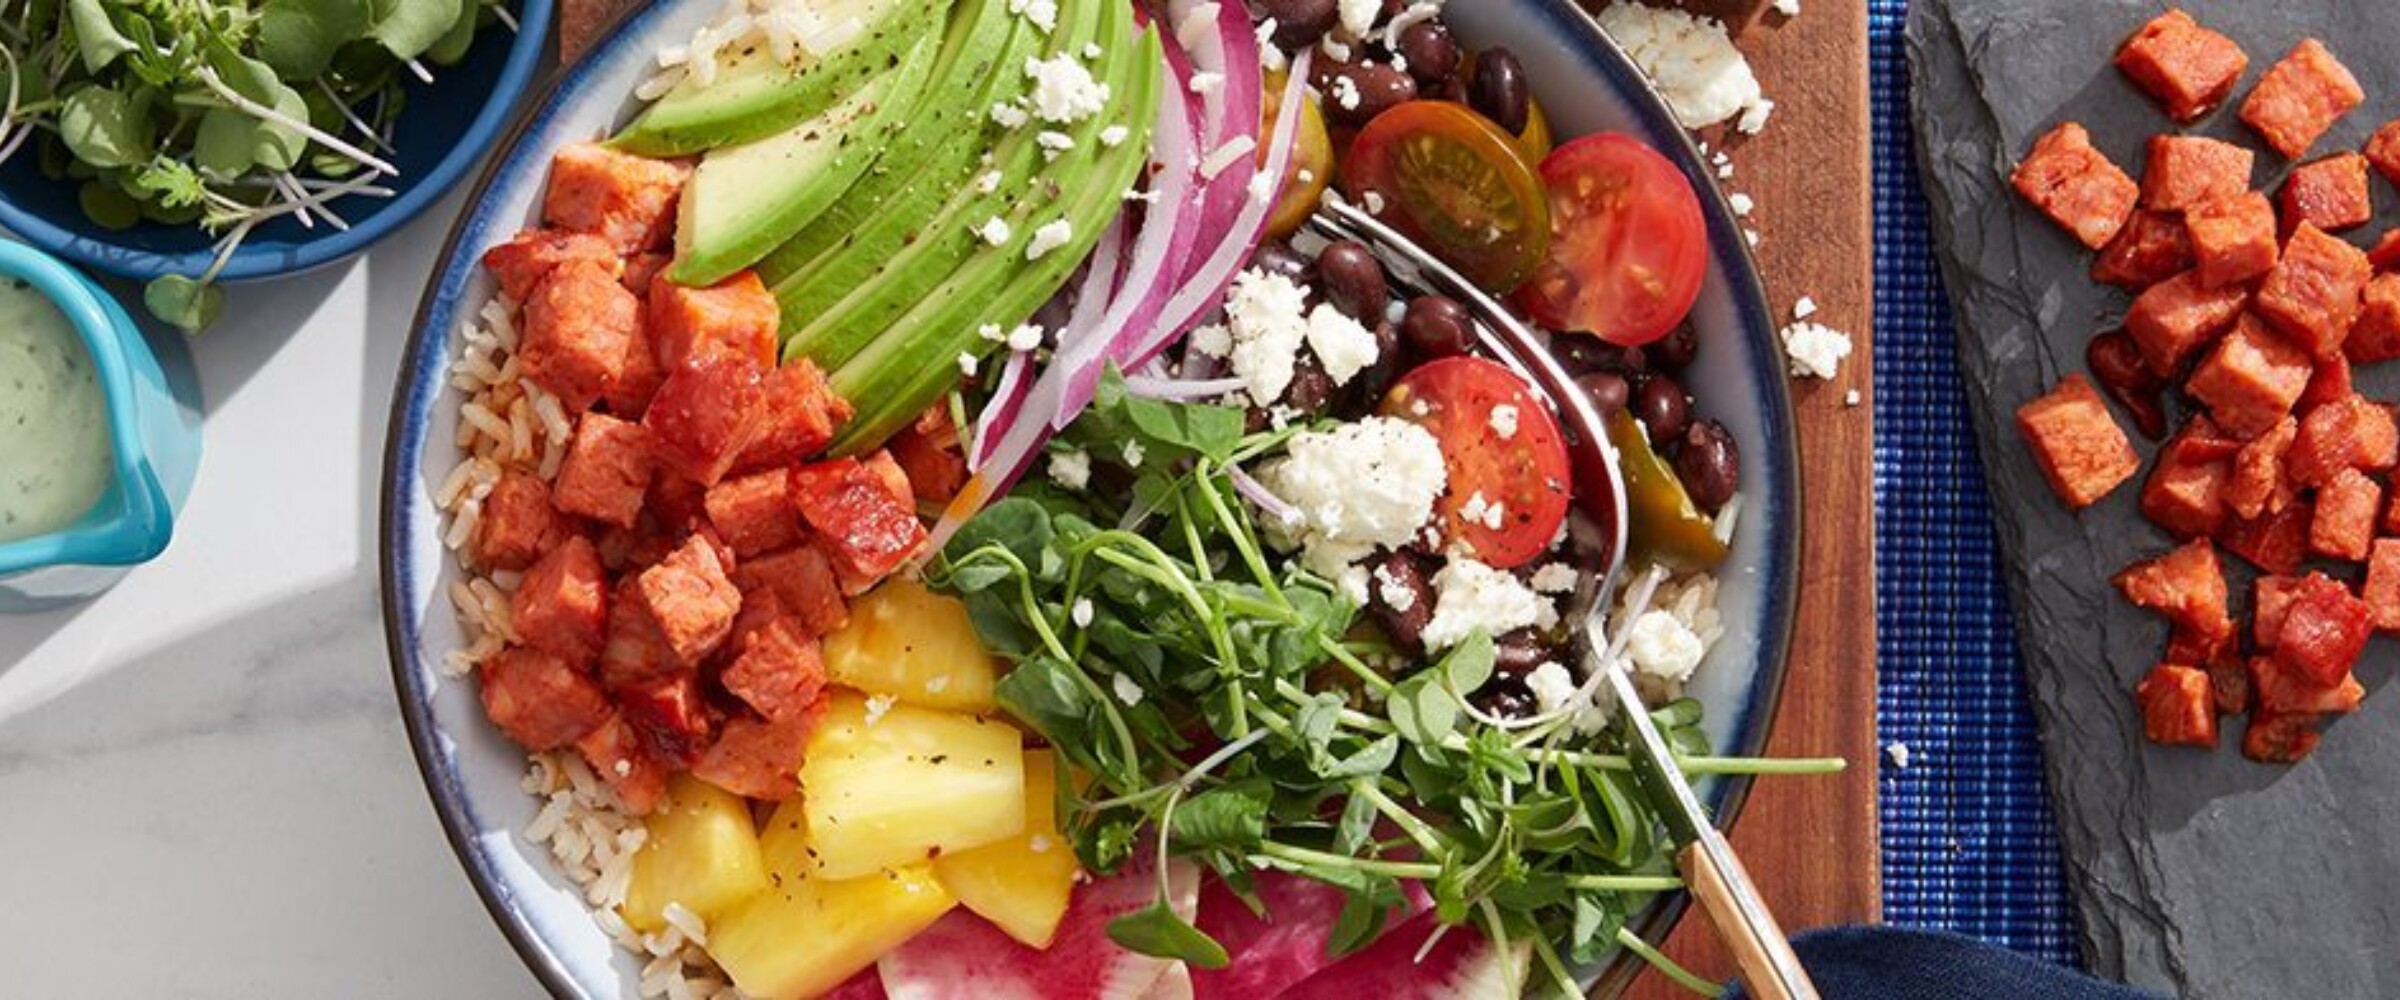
[1724,927,2162,1000]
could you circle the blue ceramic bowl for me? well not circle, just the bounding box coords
[0,240,201,609]
[0,1,553,283]
[382,2,1799,995]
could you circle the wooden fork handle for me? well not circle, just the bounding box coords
[1678,837,1820,1000]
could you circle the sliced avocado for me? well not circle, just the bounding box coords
[827,26,1164,453]
[670,31,940,286]
[754,0,1033,289]
[774,0,1112,370]
[610,0,948,158]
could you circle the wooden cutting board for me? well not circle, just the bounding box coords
[1614,1,1882,995]
[555,0,1881,991]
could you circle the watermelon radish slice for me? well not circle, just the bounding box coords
[1271,910,1533,1000]
[1138,962,1193,1000]
[1189,872,1429,1000]
[878,858,1201,1000]
[824,969,890,999]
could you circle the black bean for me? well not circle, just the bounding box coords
[1635,374,1690,443]
[1344,318,1406,409]
[1471,677,1538,721]
[1573,371,1631,417]
[1553,336,1648,376]
[1367,551,1436,657]
[1282,352,1337,414]
[1315,240,1388,320]
[1321,60,1418,126]
[1493,629,1551,676]
[1469,47,1529,134]
[1253,0,1337,48]
[1402,295,1473,358]
[1673,419,1741,513]
[1646,321,1699,371]
[1251,239,1315,286]
[1397,20,1459,85]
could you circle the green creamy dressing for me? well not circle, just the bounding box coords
[0,277,113,544]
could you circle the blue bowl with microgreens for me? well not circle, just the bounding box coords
[0,0,552,290]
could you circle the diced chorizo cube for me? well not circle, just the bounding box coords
[2371,230,2400,273]
[2279,153,2373,233]
[2206,651,2252,716]
[2255,223,2372,357]
[734,546,849,637]
[2239,39,2364,159]
[2255,574,2301,648]
[2115,10,2249,123]
[521,259,639,412]
[634,535,744,667]
[2164,623,2231,669]
[2346,273,2400,363]
[792,454,930,583]
[479,647,611,751]
[2085,329,2170,440]
[481,229,619,303]
[2011,122,2140,249]
[2184,192,2279,290]
[2125,269,2251,376]
[2222,501,2312,574]
[2184,315,2311,438]
[2243,711,2323,763]
[542,143,690,253]
[2227,415,2297,519]
[622,252,671,298]
[2287,393,2399,487]
[2017,374,2142,509]
[2091,210,2195,290]
[722,618,828,723]
[2308,466,2380,561]
[618,672,716,766]
[573,712,671,815]
[554,413,654,528]
[473,470,562,571]
[644,356,767,487]
[604,310,666,419]
[2274,571,2371,686]
[2299,350,2352,412]
[650,271,781,374]
[511,535,608,666]
[2364,539,2400,632]
[646,472,711,531]
[889,405,969,506]
[735,359,852,474]
[2113,538,2233,639]
[2386,490,2400,536]
[692,711,821,801]
[2141,135,2253,212]
[2136,665,2218,748]
[600,575,678,690]
[2249,654,2365,717]
[704,469,804,557]
[2366,119,2400,184]
[2141,416,2238,539]
[2163,625,2245,714]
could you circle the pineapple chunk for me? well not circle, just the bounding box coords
[707,857,954,1000]
[932,749,1080,947]
[821,578,1001,713]
[622,775,770,933]
[801,692,1025,879]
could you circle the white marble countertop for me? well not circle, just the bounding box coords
[0,200,541,997]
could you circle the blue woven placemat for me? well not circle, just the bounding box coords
[1867,0,2082,965]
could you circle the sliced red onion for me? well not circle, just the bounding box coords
[1123,374,1247,400]
[1142,49,1309,359]
[1228,464,1300,528]
[970,347,1036,468]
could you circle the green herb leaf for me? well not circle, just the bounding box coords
[1326,878,1403,959]
[144,275,225,333]
[58,86,151,169]
[1170,789,1268,853]
[426,0,487,65]
[202,48,310,172]
[257,0,375,79]
[64,0,135,74]
[1107,901,1230,969]
[77,181,141,230]
[369,0,465,61]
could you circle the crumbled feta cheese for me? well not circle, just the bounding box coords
[1736,96,1774,135]
[974,216,1013,246]
[1007,323,1045,352]
[1373,563,1419,612]
[975,170,1004,194]
[1173,1,1222,54]
[1846,389,1863,407]
[1793,295,1818,320]
[979,322,1006,342]
[1336,0,1380,39]
[957,352,980,377]
[1489,404,1520,439]
[1728,192,1754,216]
[1304,303,1380,386]
[1530,563,1579,594]
[1050,448,1091,490]
[1027,53,1110,123]
[1330,75,1362,111]
[1596,3,1763,129]
[1625,609,1705,683]
[1026,219,1074,260]
[1458,492,1504,531]
[1083,42,1103,59]
[1886,742,1912,768]
[1099,124,1131,147]
[863,693,898,725]
[1744,228,1761,247]
[1320,38,1352,62]
[1201,135,1257,179]
[1773,0,1800,15]
[1071,597,1094,628]
[1008,0,1058,32]
[1028,834,1055,853]
[1717,160,1735,180]
[1780,321,1853,379]
[1122,439,1145,468]
[1112,672,1145,706]
[1524,661,1612,733]
[1187,323,1232,359]
[991,101,1031,128]
[1336,564,1371,605]
[1189,71,1225,97]
[1225,268,1313,405]
[1422,558,1551,652]
[1361,190,1387,215]
[1038,129,1076,159]
[1255,418,1448,582]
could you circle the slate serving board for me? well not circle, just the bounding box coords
[1906,1,2400,996]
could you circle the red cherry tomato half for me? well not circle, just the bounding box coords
[1341,100,1553,293]
[1515,132,1708,347]
[1379,356,1572,569]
